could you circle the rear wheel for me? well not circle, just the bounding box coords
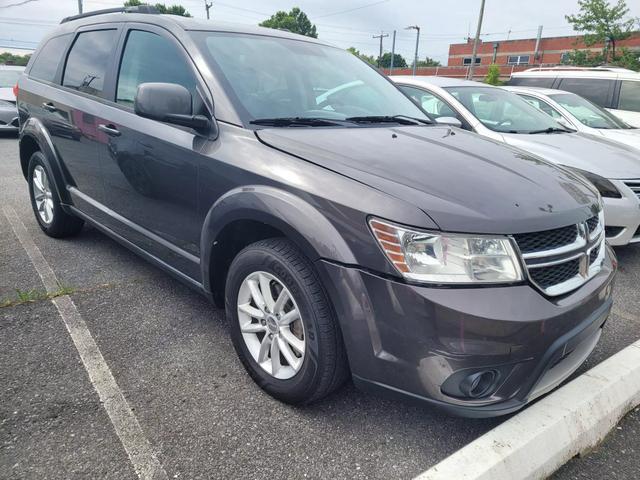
[28,152,83,238]
[226,238,348,404]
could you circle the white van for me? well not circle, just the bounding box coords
[508,67,640,128]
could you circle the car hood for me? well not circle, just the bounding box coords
[500,131,640,179]
[256,126,599,234]
[0,88,16,103]
[596,129,640,151]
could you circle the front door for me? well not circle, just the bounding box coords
[96,26,209,281]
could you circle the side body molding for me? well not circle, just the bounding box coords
[200,185,358,293]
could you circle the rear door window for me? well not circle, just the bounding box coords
[618,81,640,112]
[29,34,72,83]
[116,30,197,108]
[557,78,614,107]
[63,29,118,97]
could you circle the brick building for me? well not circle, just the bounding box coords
[447,33,640,67]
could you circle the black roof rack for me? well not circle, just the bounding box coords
[61,5,160,24]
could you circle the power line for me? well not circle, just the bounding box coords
[315,0,391,19]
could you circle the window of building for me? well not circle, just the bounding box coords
[507,55,530,65]
[116,30,197,108]
[618,80,640,113]
[557,78,614,108]
[29,34,72,83]
[462,57,481,66]
[63,30,117,97]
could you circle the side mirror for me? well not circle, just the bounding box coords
[435,116,463,128]
[134,82,210,130]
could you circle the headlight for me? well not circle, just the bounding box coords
[369,219,524,284]
[564,166,621,199]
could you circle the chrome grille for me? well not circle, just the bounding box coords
[514,213,605,296]
[625,180,640,201]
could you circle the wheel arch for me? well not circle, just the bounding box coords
[201,186,357,307]
[19,118,71,204]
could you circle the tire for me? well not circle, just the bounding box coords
[226,238,349,405]
[28,151,84,238]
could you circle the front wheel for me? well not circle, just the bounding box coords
[226,238,349,404]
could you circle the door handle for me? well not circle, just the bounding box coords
[42,102,57,112]
[98,124,121,137]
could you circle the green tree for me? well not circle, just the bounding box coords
[378,52,407,68]
[484,64,502,85]
[561,49,606,66]
[611,47,640,70]
[124,0,191,17]
[565,0,637,60]
[415,57,441,67]
[347,47,376,65]
[0,53,31,66]
[260,7,317,38]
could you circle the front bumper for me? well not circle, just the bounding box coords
[317,245,616,418]
[603,180,640,246]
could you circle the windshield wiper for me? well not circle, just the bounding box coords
[344,115,431,125]
[528,127,572,134]
[250,117,348,127]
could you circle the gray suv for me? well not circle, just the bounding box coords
[16,7,616,417]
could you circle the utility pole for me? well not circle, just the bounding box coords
[389,30,396,74]
[77,0,82,14]
[468,0,485,80]
[533,25,543,63]
[406,25,420,75]
[205,0,212,19]
[373,31,388,68]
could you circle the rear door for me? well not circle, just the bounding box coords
[94,24,209,280]
[613,80,640,127]
[37,27,122,208]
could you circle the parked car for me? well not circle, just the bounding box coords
[392,76,640,246]
[17,8,616,418]
[504,86,640,151]
[507,66,640,128]
[0,65,23,132]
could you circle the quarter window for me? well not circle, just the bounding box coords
[116,30,197,108]
[557,78,613,107]
[30,34,72,83]
[63,30,117,97]
[618,81,640,113]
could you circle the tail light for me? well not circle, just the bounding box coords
[13,83,19,99]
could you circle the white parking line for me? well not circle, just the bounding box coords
[3,206,169,480]
[414,339,640,480]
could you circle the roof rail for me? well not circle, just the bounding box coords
[523,65,636,73]
[61,5,160,24]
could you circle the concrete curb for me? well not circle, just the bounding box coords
[414,339,640,480]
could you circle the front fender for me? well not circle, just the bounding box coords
[200,185,358,293]
[20,117,72,204]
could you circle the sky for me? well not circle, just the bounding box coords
[1,0,639,64]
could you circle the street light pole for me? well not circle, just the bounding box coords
[406,25,420,76]
[390,30,396,74]
[372,31,389,69]
[77,0,83,14]
[205,0,212,19]
[468,0,486,80]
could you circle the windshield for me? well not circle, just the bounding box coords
[0,69,22,88]
[445,86,563,134]
[550,93,631,129]
[191,32,430,125]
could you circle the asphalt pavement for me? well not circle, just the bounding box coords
[0,133,638,479]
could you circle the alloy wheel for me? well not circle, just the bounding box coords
[237,271,306,380]
[32,165,54,225]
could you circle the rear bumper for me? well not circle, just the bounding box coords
[317,245,616,418]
